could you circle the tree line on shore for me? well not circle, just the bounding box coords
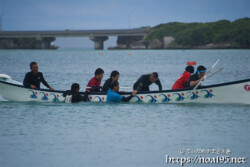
[145,17,250,48]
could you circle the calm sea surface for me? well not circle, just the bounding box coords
[0,49,250,167]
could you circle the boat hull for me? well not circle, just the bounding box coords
[0,79,250,104]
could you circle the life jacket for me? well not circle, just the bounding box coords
[172,71,191,90]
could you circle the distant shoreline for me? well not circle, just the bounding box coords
[110,17,250,50]
[1,18,249,50]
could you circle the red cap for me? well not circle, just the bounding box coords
[187,61,197,66]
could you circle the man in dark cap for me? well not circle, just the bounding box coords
[102,70,119,92]
[185,65,207,88]
[133,72,162,91]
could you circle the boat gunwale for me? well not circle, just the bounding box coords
[0,78,250,95]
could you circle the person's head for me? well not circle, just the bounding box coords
[149,72,159,83]
[196,65,207,78]
[30,62,38,74]
[71,83,80,93]
[185,65,194,74]
[95,68,104,81]
[110,80,119,92]
[110,70,119,81]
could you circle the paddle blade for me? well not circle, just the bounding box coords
[0,74,12,79]
[206,68,224,79]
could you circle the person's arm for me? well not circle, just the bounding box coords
[133,76,143,91]
[155,79,162,90]
[133,82,137,90]
[190,78,205,87]
[121,95,134,102]
[41,73,53,89]
[121,90,137,102]
[136,77,144,91]
[136,83,143,91]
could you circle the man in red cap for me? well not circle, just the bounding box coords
[172,66,194,90]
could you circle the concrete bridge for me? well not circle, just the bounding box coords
[0,28,149,49]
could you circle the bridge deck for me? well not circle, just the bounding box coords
[0,28,149,38]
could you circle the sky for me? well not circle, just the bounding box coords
[1,0,250,48]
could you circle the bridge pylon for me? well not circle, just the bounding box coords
[89,36,108,50]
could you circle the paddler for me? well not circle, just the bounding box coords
[184,65,207,88]
[172,65,194,90]
[63,83,88,103]
[102,70,119,92]
[133,72,162,91]
[86,68,104,92]
[23,62,54,90]
[107,81,137,102]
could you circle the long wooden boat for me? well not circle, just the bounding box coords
[0,78,249,104]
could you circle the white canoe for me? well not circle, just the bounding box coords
[0,79,250,104]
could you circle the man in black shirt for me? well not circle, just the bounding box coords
[133,72,162,91]
[23,62,54,90]
[185,65,206,88]
[102,70,119,92]
[63,83,88,103]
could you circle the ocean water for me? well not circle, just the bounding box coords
[0,49,250,167]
